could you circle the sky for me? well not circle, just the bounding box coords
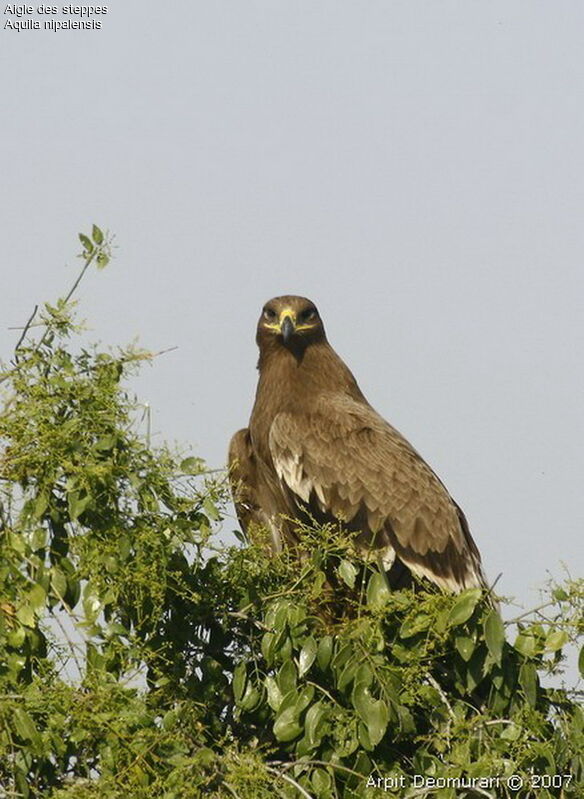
[2,1,583,629]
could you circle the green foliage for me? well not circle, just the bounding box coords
[224,531,583,797]
[0,231,582,797]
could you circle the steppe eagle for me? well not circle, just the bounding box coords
[229,296,486,592]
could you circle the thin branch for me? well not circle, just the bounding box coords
[482,719,516,726]
[149,345,179,359]
[484,572,502,608]
[222,783,243,799]
[304,681,341,707]
[13,304,38,359]
[425,673,456,721]
[505,601,555,624]
[8,322,45,330]
[271,758,365,781]
[61,253,95,306]
[1,246,99,385]
[266,767,314,798]
[48,608,84,679]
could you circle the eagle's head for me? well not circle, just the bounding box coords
[256,295,326,353]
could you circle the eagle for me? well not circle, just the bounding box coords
[228,295,486,593]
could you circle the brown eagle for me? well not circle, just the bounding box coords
[229,296,486,592]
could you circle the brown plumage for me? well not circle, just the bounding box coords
[229,296,486,592]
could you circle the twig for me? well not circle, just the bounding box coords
[227,610,271,631]
[484,572,502,608]
[8,322,45,330]
[61,253,95,306]
[149,345,178,359]
[1,247,98,385]
[505,601,554,624]
[13,304,38,359]
[266,767,314,798]
[304,681,341,707]
[426,673,456,721]
[48,607,84,679]
[222,782,242,799]
[482,719,515,726]
[271,758,365,781]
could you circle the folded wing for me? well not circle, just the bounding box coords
[269,393,485,591]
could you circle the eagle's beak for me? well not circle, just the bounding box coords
[279,312,296,343]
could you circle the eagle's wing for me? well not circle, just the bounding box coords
[228,428,287,553]
[268,394,485,591]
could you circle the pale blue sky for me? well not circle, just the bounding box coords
[2,2,583,622]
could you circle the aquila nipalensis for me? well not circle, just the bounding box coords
[229,295,486,593]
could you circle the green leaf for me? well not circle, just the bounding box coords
[354,663,374,688]
[277,688,299,716]
[352,683,389,746]
[316,636,333,671]
[399,612,432,638]
[32,492,49,520]
[265,676,283,711]
[68,490,92,521]
[295,734,316,758]
[500,722,521,741]
[294,685,315,714]
[447,589,482,627]
[579,645,584,679]
[514,633,537,657]
[298,636,317,678]
[8,532,26,554]
[396,704,416,735]
[78,233,94,253]
[83,584,102,622]
[264,600,286,630]
[13,708,40,744]
[311,768,333,795]
[92,224,104,245]
[7,626,26,648]
[28,583,46,613]
[31,527,47,550]
[86,642,105,672]
[305,701,327,745]
[465,648,487,692]
[239,684,261,711]
[519,662,538,707]
[96,252,110,269]
[180,456,204,474]
[357,721,374,751]
[94,434,117,452]
[483,610,505,665]
[455,635,475,662]
[544,629,568,652]
[233,663,247,703]
[202,496,220,522]
[16,603,35,628]
[287,604,307,629]
[273,706,303,742]
[277,660,297,695]
[367,571,391,609]
[337,657,359,692]
[261,632,276,664]
[338,559,358,588]
[331,643,353,673]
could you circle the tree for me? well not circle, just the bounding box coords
[0,230,582,798]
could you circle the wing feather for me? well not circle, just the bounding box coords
[269,393,485,590]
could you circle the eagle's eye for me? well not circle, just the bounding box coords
[263,308,277,321]
[300,308,317,322]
